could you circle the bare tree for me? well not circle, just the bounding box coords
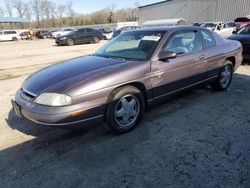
[50,1,57,28]
[25,3,32,21]
[0,7,4,17]
[57,4,66,26]
[40,0,50,20]
[31,0,41,27]
[5,0,13,17]
[12,0,28,17]
[66,1,75,25]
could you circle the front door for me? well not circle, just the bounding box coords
[151,30,208,98]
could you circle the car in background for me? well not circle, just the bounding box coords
[234,16,250,32]
[98,27,113,40]
[112,26,141,38]
[35,30,50,39]
[20,31,29,40]
[56,28,103,46]
[192,22,202,26]
[0,30,21,42]
[13,26,242,134]
[201,22,234,38]
[51,28,77,39]
[229,24,250,61]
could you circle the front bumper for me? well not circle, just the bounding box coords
[13,89,105,127]
[55,38,67,45]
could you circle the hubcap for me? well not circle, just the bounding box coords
[220,65,232,88]
[115,95,140,127]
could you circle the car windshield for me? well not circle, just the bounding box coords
[94,30,165,61]
[238,25,250,34]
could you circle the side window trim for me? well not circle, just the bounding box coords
[162,29,203,56]
[200,29,217,49]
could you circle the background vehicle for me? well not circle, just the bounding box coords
[112,26,141,38]
[98,27,113,40]
[20,31,29,40]
[142,18,187,28]
[0,30,21,41]
[56,28,104,46]
[51,28,77,39]
[201,22,234,38]
[13,26,242,134]
[234,16,250,31]
[35,30,50,39]
[229,24,250,61]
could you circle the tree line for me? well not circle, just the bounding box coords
[0,0,139,29]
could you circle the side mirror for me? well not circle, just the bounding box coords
[157,51,177,61]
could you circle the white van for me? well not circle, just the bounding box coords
[0,30,21,42]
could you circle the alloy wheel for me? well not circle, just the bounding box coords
[114,95,140,127]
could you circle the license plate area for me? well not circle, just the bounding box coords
[11,100,22,118]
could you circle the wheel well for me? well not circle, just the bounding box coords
[226,56,235,68]
[107,82,148,107]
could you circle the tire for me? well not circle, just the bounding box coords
[12,37,18,41]
[67,38,74,46]
[210,61,233,90]
[93,36,100,43]
[105,85,145,134]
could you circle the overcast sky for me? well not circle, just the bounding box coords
[0,0,160,14]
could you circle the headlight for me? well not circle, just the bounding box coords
[34,93,72,106]
[60,37,67,40]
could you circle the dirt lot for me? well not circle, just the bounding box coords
[0,39,249,188]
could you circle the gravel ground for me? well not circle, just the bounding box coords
[0,40,249,188]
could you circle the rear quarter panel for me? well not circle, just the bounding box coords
[210,32,242,71]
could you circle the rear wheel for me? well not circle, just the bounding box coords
[12,37,18,41]
[105,86,145,134]
[67,38,74,46]
[211,61,233,90]
[93,36,100,43]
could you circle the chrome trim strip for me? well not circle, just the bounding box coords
[26,115,103,126]
[147,75,218,102]
[21,87,37,97]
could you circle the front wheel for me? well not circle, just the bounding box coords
[105,86,145,134]
[93,36,100,43]
[12,37,18,41]
[211,62,233,90]
[67,38,74,46]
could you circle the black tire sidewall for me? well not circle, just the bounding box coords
[211,62,233,90]
[105,86,145,134]
[219,64,233,89]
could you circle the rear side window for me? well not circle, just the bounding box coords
[201,30,216,48]
[4,31,17,35]
[0,31,2,35]
[164,31,202,55]
[64,29,73,32]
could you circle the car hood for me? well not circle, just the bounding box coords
[228,34,250,44]
[22,55,125,95]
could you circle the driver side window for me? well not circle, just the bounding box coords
[164,31,202,55]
